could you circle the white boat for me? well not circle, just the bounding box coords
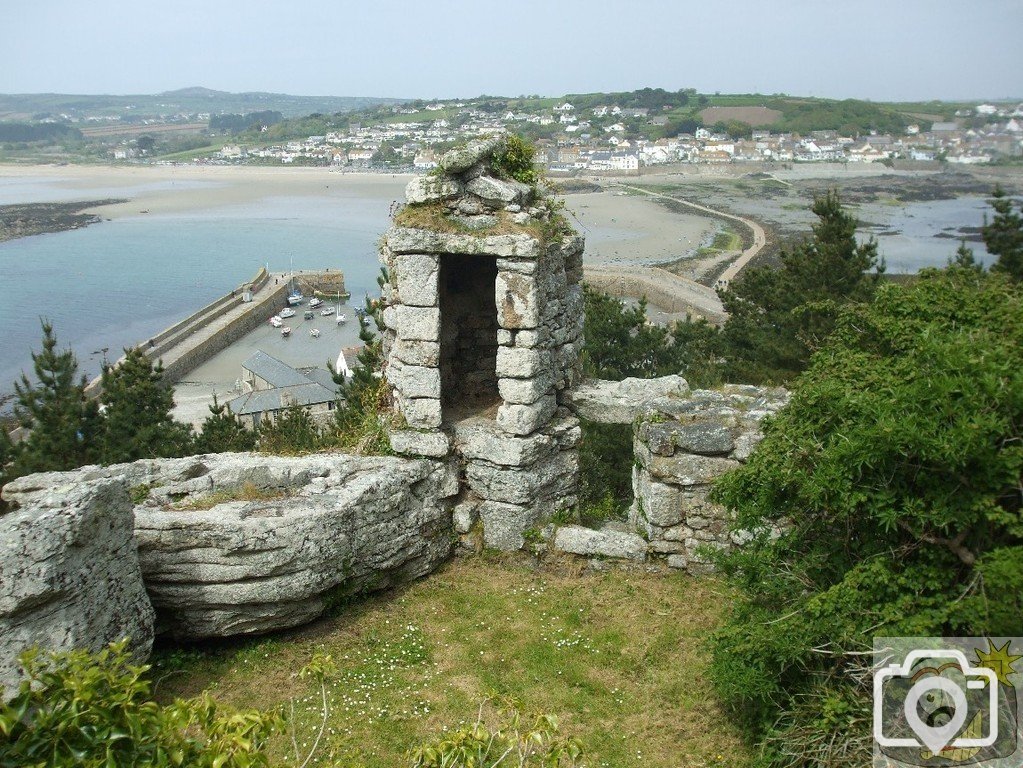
[280,307,296,318]
[287,293,303,306]
[281,326,292,337]
[336,313,347,325]
[270,315,283,328]
[309,328,321,338]
[309,297,323,308]
[320,307,335,316]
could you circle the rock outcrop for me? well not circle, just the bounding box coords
[120,453,458,639]
[2,452,460,644]
[0,475,155,699]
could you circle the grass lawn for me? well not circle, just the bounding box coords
[153,556,747,768]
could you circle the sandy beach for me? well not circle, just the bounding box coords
[0,163,721,268]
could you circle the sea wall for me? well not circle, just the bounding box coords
[156,281,290,383]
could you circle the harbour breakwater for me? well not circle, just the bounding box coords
[83,268,346,397]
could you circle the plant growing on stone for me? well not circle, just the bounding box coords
[490,134,539,187]
[0,640,278,768]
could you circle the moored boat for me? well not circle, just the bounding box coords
[281,326,292,337]
[310,328,321,338]
[321,307,335,316]
[280,307,296,318]
[270,315,283,328]
[337,313,346,325]
[309,297,323,308]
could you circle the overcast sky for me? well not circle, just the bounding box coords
[3,0,1021,102]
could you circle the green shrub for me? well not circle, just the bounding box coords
[0,640,278,768]
[708,266,1023,766]
[409,701,583,767]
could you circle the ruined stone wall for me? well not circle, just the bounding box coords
[560,377,788,571]
[630,384,788,571]
[379,137,586,550]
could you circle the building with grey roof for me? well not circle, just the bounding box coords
[229,351,341,428]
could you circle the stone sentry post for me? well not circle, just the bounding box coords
[379,137,584,550]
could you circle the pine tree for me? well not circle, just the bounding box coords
[983,185,1023,282]
[194,394,256,453]
[950,239,984,273]
[257,403,320,454]
[98,347,191,464]
[719,190,883,383]
[11,321,99,476]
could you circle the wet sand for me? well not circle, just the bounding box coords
[563,188,717,268]
[0,164,722,267]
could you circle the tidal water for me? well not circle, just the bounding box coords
[0,183,391,396]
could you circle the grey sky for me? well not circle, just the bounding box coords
[3,0,1021,101]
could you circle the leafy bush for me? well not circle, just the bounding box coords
[708,266,1023,766]
[409,701,583,767]
[0,641,278,768]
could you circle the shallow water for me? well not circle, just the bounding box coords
[0,183,391,393]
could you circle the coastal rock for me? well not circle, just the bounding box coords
[0,475,155,700]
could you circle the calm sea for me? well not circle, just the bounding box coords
[0,176,396,396]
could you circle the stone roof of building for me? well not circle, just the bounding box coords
[242,350,311,388]
[228,382,337,416]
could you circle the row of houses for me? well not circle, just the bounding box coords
[191,100,1023,169]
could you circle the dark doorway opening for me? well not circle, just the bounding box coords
[439,254,500,421]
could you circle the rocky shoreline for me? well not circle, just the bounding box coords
[0,199,126,243]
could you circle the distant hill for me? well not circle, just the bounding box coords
[0,88,407,121]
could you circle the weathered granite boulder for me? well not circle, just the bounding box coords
[27,453,460,640]
[0,475,155,700]
[565,376,690,424]
[405,176,462,205]
[127,453,458,639]
[553,525,647,561]
[438,136,505,174]
[465,176,532,207]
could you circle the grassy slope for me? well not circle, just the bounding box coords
[155,556,746,768]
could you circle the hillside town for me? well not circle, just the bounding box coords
[186,100,1023,171]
